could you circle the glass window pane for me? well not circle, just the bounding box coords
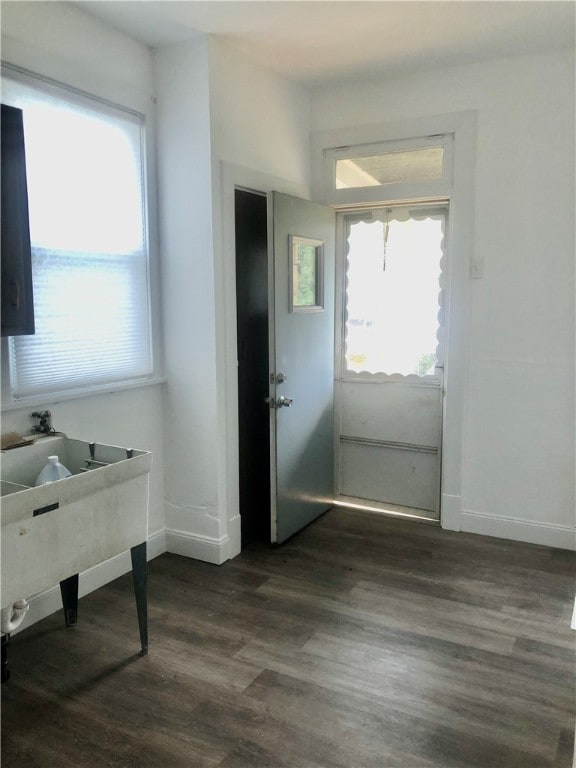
[293,242,317,307]
[344,211,445,377]
[4,72,152,398]
[336,147,444,189]
[2,76,144,255]
[290,236,324,311]
[23,102,143,254]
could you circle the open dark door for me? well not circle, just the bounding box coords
[269,192,336,543]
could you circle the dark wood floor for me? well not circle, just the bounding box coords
[2,508,575,767]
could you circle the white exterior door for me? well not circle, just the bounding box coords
[269,192,336,543]
[335,203,448,517]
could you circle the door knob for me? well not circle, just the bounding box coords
[276,372,287,383]
[276,395,293,408]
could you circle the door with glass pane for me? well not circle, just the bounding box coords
[336,204,447,517]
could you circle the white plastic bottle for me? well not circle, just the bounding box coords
[35,455,72,486]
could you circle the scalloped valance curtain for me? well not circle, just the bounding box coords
[344,205,446,378]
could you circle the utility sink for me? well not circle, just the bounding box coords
[1,435,151,620]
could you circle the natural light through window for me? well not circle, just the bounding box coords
[4,73,152,399]
[335,147,444,189]
[23,102,143,254]
[344,209,445,377]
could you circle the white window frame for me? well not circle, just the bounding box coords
[1,63,164,410]
[325,134,453,204]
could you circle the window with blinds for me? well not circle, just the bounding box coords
[2,70,152,399]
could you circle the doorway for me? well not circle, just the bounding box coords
[335,203,448,520]
[234,188,336,547]
[235,188,270,545]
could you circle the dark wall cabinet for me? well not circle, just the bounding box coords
[1,103,35,337]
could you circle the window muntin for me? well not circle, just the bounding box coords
[343,206,446,379]
[2,72,152,399]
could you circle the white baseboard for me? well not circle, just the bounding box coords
[227,514,241,560]
[461,510,576,551]
[165,528,229,565]
[146,529,168,559]
[12,529,167,635]
[440,495,575,550]
[440,493,462,531]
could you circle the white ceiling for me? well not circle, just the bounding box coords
[76,1,575,87]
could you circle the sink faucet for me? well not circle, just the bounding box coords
[31,410,56,435]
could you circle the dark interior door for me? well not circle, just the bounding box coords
[235,189,270,545]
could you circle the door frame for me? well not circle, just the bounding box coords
[312,110,478,532]
[219,107,476,558]
[218,162,310,558]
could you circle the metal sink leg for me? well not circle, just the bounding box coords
[130,542,148,656]
[59,573,79,627]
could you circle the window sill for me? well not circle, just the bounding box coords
[1,376,167,413]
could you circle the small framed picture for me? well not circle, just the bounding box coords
[289,235,325,313]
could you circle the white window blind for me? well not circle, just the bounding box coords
[3,70,152,399]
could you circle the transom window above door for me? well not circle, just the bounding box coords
[342,204,447,379]
[336,147,444,189]
[318,134,453,207]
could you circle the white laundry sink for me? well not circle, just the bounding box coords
[1,435,151,611]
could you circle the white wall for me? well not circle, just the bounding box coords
[152,36,312,562]
[1,1,153,111]
[311,49,575,547]
[153,38,228,562]
[208,38,312,557]
[208,38,312,189]
[1,3,166,537]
